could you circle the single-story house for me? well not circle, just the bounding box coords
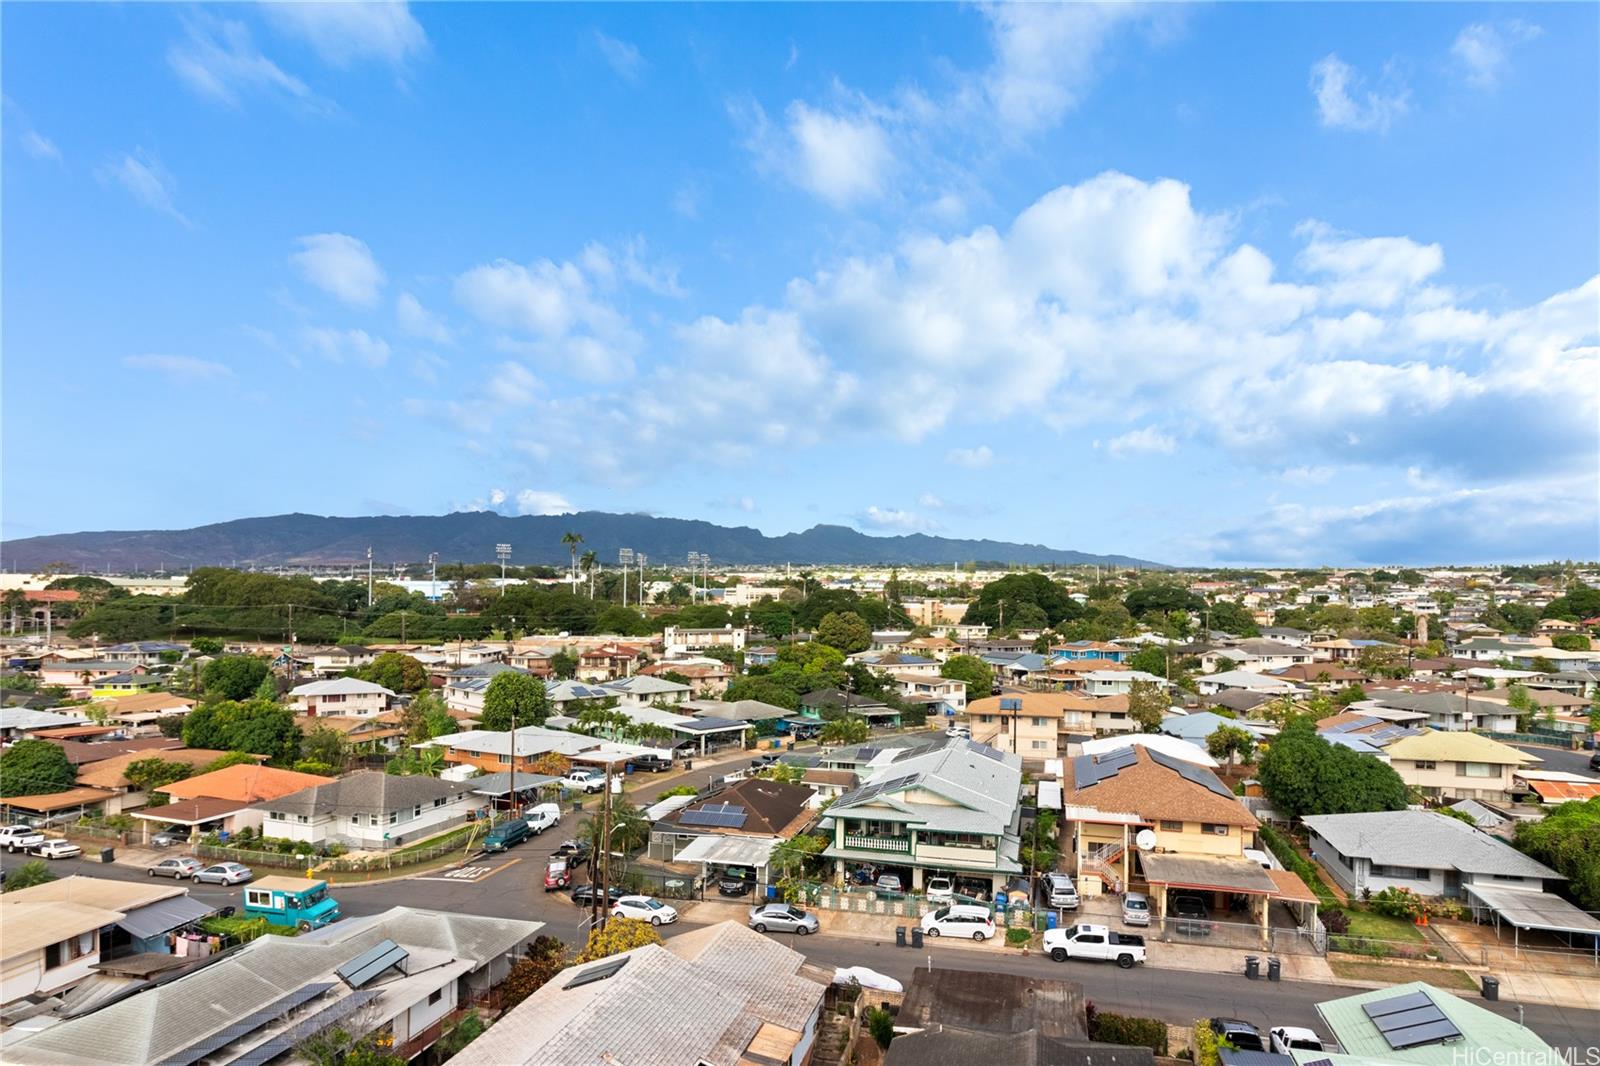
[1302,809,1562,899]
[259,770,480,849]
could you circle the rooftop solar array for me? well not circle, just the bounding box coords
[1148,748,1236,799]
[336,938,409,989]
[832,772,923,809]
[157,982,336,1066]
[1323,716,1382,733]
[564,955,630,989]
[1072,746,1137,788]
[999,698,1022,711]
[679,802,748,828]
[229,989,383,1066]
[967,740,1007,761]
[1362,990,1462,1050]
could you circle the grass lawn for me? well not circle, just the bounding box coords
[1329,960,1478,992]
[1339,909,1425,942]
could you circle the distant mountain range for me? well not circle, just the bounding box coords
[0,512,1165,571]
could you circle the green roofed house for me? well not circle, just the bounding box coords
[1294,981,1559,1066]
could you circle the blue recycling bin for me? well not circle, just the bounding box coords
[218,830,230,843]
[994,892,1007,914]
[1046,910,1058,930]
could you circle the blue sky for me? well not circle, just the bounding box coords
[3,2,1596,566]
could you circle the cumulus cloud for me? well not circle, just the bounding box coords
[99,150,190,226]
[1102,426,1177,458]
[123,354,232,380]
[981,2,1154,136]
[259,1,427,68]
[291,233,386,307]
[1452,21,1541,89]
[397,292,454,344]
[302,327,391,367]
[515,489,574,516]
[859,506,936,532]
[594,30,645,82]
[946,445,994,468]
[1310,54,1408,133]
[739,97,894,208]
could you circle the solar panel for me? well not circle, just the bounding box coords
[1148,749,1235,799]
[1387,1019,1463,1050]
[158,983,336,1066]
[336,939,409,988]
[564,955,630,989]
[1362,992,1461,1051]
[1364,991,1434,1018]
[229,989,383,1066]
[967,740,1006,761]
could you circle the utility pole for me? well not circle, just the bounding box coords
[506,709,516,826]
[366,547,374,608]
[637,553,647,605]
[620,548,634,609]
[496,543,512,597]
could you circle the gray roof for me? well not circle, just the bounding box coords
[115,895,215,941]
[828,738,1022,834]
[1302,811,1562,879]
[448,661,526,680]
[1363,690,1512,720]
[264,770,475,816]
[681,698,792,721]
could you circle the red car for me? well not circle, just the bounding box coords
[544,858,572,891]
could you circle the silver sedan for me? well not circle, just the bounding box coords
[748,903,819,936]
[148,856,203,879]
[192,862,253,885]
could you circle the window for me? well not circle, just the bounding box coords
[1159,820,1183,832]
[413,804,423,819]
[351,817,362,830]
[433,797,447,808]
[1031,717,1048,727]
[296,814,309,824]
[1203,823,1229,836]
[1413,760,1437,771]
[369,814,380,827]
[45,942,63,970]
[1460,762,1498,778]
[428,988,444,1006]
[1030,740,1048,751]
[246,888,274,907]
[389,810,399,825]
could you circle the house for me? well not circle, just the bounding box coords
[1,877,213,979]
[850,651,941,677]
[289,676,395,718]
[442,661,531,715]
[637,658,733,696]
[681,698,792,728]
[451,922,828,1066]
[313,713,407,754]
[0,707,87,743]
[662,624,746,658]
[1196,669,1298,696]
[1,900,126,1007]
[746,645,779,667]
[138,763,338,839]
[901,635,960,661]
[37,660,133,698]
[505,646,556,675]
[1378,730,1538,803]
[1301,981,1562,1066]
[820,737,1024,894]
[981,651,1051,686]
[3,906,542,1066]
[1268,663,1368,690]
[887,969,1153,1066]
[544,678,617,714]
[307,644,377,676]
[1218,638,1315,672]
[602,674,692,708]
[1081,668,1166,697]
[1356,689,1518,733]
[1309,638,1398,663]
[1079,732,1220,768]
[100,641,189,666]
[1302,810,1562,899]
[967,693,1135,759]
[1260,626,1311,645]
[889,672,967,716]
[82,691,196,735]
[428,724,597,775]
[73,746,238,814]
[260,771,480,849]
[1159,711,1278,747]
[649,776,814,870]
[89,671,164,698]
[1048,640,1129,663]
[797,687,900,728]
[576,642,647,681]
[1201,688,1276,715]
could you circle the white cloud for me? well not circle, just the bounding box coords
[580,238,684,297]
[918,492,944,509]
[1103,427,1177,458]
[123,354,232,380]
[742,98,893,208]
[397,292,454,344]
[515,489,574,516]
[302,327,391,367]
[946,445,994,469]
[1295,221,1442,309]
[21,130,61,162]
[980,2,1152,136]
[672,178,702,220]
[859,506,935,532]
[100,150,190,226]
[259,1,427,68]
[594,31,644,82]
[1279,465,1335,485]
[291,233,386,307]
[168,16,320,109]
[1310,54,1408,133]
[1452,21,1541,89]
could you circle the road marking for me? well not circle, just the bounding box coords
[413,858,521,884]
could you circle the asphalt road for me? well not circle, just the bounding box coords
[1510,743,1599,778]
[7,844,1598,1053]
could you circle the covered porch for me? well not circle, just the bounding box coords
[1139,852,1319,948]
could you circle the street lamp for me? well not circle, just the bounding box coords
[496,543,512,596]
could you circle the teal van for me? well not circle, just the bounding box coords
[483,818,531,853]
[243,876,341,931]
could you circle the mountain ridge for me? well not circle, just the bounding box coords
[1,511,1166,571]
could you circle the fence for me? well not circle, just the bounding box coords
[1148,916,1329,956]
[196,824,484,873]
[1473,728,1579,748]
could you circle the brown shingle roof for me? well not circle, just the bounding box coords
[46,736,183,766]
[75,748,239,790]
[1062,747,1257,827]
[664,778,814,837]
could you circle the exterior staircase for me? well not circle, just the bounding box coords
[1083,841,1127,893]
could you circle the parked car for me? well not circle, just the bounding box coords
[750,753,779,769]
[33,839,82,860]
[874,874,904,897]
[1172,894,1214,936]
[1210,1019,1266,1053]
[148,856,202,879]
[1270,1027,1326,1054]
[193,862,253,885]
[1043,872,1079,909]
[1122,891,1151,927]
[0,825,45,853]
[563,770,606,794]
[570,883,626,907]
[920,904,995,941]
[612,895,678,926]
[552,839,592,864]
[630,754,674,773]
[718,868,756,897]
[748,903,819,936]
[544,859,573,891]
[925,877,955,904]
[1042,923,1146,968]
[150,833,182,848]
[944,725,971,739]
[483,818,531,853]
[525,803,561,834]
[1589,750,1600,772]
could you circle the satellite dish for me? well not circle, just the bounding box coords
[1135,830,1158,852]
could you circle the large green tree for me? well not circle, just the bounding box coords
[939,654,993,695]
[0,739,76,797]
[1515,797,1600,910]
[202,655,272,701]
[1258,718,1408,819]
[1127,679,1169,733]
[481,671,549,731]
[355,652,427,693]
[1542,583,1600,623]
[1207,601,1260,638]
[1123,583,1206,619]
[815,611,872,654]
[181,699,301,762]
[962,573,1082,631]
[723,676,802,711]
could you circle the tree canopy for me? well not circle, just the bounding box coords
[354,652,427,693]
[939,654,992,696]
[481,671,549,731]
[1123,582,1206,619]
[1126,679,1168,733]
[0,739,76,797]
[1515,797,1600,910]
[1207,601,1260,638]
[1258,718,1408,819]
[1542,583,1600,623]
[202,655,272,701]
[181,699,301,762]
[963,573,1082,630]
[815,611,871,654]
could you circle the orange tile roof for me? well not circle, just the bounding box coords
[1528,780,1600,803]
[159,763,336,804]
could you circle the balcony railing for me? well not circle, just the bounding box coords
[843,833,911,854]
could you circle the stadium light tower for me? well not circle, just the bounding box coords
[496,543,512,596]
[619,548,634,608]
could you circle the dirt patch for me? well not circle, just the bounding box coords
[1329,959,1479,992]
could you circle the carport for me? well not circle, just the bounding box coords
[1463,883,1600,962]
[1139,852,1298,947]
[668,715,753,755]
[673,834,781,895]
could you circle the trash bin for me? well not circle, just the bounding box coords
[99,847,115,863]
[895,926,907,947]
[1482,975,1499,1001]
[787,740,796,751]
[911,927,924,949]
[1245,955,1260,980]
[1267,957,1281,982]
[1046,910,1059,930]
[683,758,694,770]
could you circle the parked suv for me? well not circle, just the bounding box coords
[718,868,756,897]
[1210,1019,1265,1052]
[1043,872,1079,909]
[483,818,531,853]
[630,754,674,773]
[1172,894,1214,936]
[921,904,995,941]
[1121,892,1151,927]
[543,858,573,891]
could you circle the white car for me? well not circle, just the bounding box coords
[944,725,971,738]
[920,904,995,941]
[612,895,678,926]
[0,825,45,852]
[1121,891,1151,926]
[1270,1027,1326,1055]
[564,770,606,794]
[33,839,82,860]
[925,877,955,904]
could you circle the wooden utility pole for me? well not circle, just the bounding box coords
[593,761,614,932]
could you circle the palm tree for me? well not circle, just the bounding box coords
[819,716,869,747]
[580,550,598,599]
[561,532,584,591]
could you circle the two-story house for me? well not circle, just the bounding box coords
[966,693,1135,759]
[1378,730,1538,803]
[663,625,746,658]
[308,644,377,677]
[820,738,1024,895]
[890,673,967,716]
[289,676,395,718]
[576,642,648,681]
[602,674,692,708]
[442,661,531,716]
[1047,640,1129,663]
[259,771,479,850]
[38,659,134,698]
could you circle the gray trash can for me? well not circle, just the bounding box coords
[1267,957,1281,982]
[911,927,924,949]
[1482,975,1499,1001]
[100,847,115,863]
[1244,955,1260,980]
[895,926,907,947]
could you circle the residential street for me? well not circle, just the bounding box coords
[7,843,1597,1052]
[1510,743,1598,778]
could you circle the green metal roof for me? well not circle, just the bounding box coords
[1306,981,1556,1065]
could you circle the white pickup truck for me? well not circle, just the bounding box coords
[563,770,610,794]
[1042,923,1147,969]
[1,825,46,853]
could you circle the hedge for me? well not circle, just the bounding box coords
[1259,824,1339,909]
[1090,1011,1170,1055]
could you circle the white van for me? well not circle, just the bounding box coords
[526,803,562,834]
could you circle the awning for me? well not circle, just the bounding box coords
[1139,853,1280,895]
[468,772,558,797]
[116,895,216,940]
[673,835,781,869]
[1463,884,1600,936]
[1266,869,1321,905]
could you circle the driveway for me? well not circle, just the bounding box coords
[1509,744,1598,778]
